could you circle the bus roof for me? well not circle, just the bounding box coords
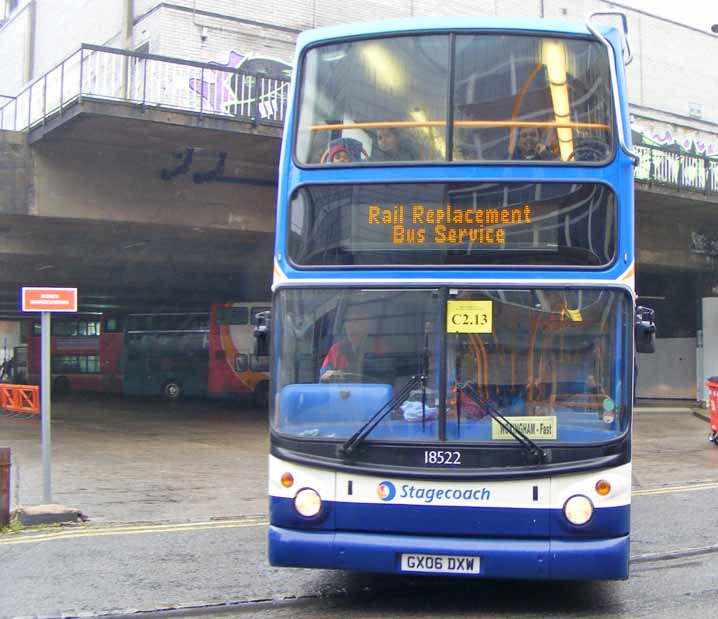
[295,17,616,49]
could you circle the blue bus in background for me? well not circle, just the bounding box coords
[267,13,652,580]
[122,312,210,400]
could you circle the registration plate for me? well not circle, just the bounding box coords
[400,553,480,574]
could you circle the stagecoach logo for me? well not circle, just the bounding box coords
[377,481,396,501]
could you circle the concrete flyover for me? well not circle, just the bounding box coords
[0,45,287,315]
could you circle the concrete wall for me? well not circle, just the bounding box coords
[139,0,541,64]
[33,0,124,79]
[540,0,718,124]
[0,130,33,216]
[3,0,718,130]
[130,1,718,128]
[149,4,297,65]
[637,338,697,399]
[636,198,718,271]
[0,3,31,94]
[135,0,542,32]
[30,140,275,232]
[0,0,124,92]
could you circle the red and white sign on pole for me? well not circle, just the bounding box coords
[20,286,78,505]
[21,287,78,313]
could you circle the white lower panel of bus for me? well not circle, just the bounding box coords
[401,552,481,574]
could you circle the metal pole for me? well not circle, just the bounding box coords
[142,58,148,109]
[79,48,84,100]
[60,61,64,117]
[41,311,52,504]
[199,67,204,118]
[251,75,259,127]
[42,74,47,124]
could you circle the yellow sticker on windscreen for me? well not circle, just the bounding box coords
[446,301,492,333]
[491,416,557,440]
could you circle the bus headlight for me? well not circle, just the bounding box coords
[294,488,322,518]
[563,495,594,526]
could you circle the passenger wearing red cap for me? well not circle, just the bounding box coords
[329,144,352,163]
[325,137,364,163]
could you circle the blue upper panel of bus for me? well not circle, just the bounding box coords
[275,17,634,286]
[295,17,607,49]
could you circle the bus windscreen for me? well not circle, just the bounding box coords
[288,182,616,267]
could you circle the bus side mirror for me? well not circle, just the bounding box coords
[635,306,656,354]
[253,310,271,358]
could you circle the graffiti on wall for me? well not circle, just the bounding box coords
[189,51,292,120]
[632,118,718,158]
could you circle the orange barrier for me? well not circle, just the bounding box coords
[0,384,40,415]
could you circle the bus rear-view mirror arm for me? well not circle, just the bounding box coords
[253,310,271,357]
[635,306,656,354]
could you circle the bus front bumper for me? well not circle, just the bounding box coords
[268,526,629,580]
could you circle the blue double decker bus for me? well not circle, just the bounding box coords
[267,13,647,580]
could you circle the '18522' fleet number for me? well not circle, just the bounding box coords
[424,450,461,465]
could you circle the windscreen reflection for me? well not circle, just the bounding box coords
[273,288,632,446]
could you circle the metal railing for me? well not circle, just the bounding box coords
[635,143,718,195]
[2,48,717,198]
[0,44,291,132]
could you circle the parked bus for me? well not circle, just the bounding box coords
[122,312,209,400]
[26,314,124,394]
[209,302,271,406]
[123,303,270,404]
[267,14,653,580]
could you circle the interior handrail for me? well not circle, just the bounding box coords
[309,120,610,131]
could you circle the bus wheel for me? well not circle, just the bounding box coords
[254,381,269,409]
[53,376,71,396]
[162,381,182,401]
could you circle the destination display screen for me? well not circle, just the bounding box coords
[288,182,616,267]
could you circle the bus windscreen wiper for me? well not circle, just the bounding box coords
[340,374,424,457]
[459,383,547,465]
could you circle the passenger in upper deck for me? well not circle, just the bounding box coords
[513,127,556,161]
[324,137,365,164]
[371,127,416,162]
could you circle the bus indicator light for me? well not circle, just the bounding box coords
[595,480,611,496]
[281,472,294,488]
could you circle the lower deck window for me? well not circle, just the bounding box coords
[53,355,100,374]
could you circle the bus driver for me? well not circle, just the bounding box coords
[319,305,385,382]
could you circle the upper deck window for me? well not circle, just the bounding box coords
[295,33,613,165]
